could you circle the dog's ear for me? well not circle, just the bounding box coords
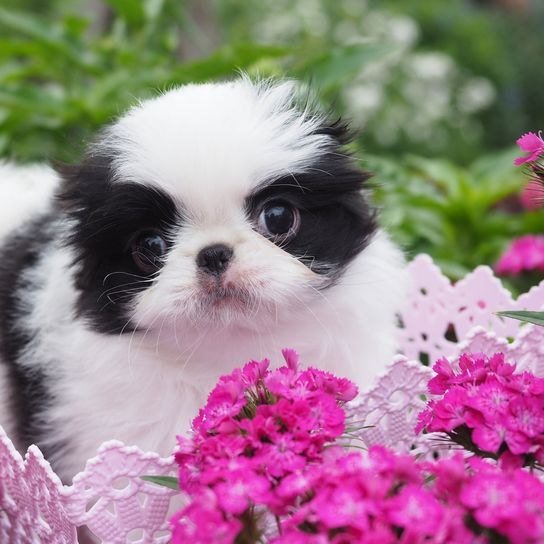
[51,155,115,291]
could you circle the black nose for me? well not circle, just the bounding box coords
[196,244,233,276]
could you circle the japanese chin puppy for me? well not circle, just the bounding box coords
[0,77,405,481]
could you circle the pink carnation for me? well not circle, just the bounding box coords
[495,235,544,276]
[417,351,544,464]
[168,350,544,543]
[515,131,544,165]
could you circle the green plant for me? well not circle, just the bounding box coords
[369,148,544,285]
[0,1,394,163]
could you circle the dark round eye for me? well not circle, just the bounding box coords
[258,201,300,239]
[131,231,167,273]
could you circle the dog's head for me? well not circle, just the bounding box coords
[58,78,377,334]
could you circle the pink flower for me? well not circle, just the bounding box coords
[515,131,544,165]
[275,470,314,499]
[239,357,270,387]
[426,387,470,432]
[387,484,444,535]
[460,471,521,527]
[281,347,300,371]
[316,486,370,530]
[429,454,468,499]
[170,349,544,544]
[255,435,307,477]
[196,378,247,432]
[427,357,456,395]
[215,471,271,514]
[506,396,544,439]
[464,377,513,418]
[496,235,544,276]
[471,419,508,453]
[171,488,242,544]
[302,367,358,402]
[367,445,422,486]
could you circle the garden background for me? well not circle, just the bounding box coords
[1,0,544,290]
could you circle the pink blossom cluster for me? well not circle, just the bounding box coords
[495,234,544,276]
[275,449,544,544]
[169,349,544,543]
[416,352,544,467]
[171,349,358,542]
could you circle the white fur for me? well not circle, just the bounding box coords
[0,78,406,482]
[0,162,59,239]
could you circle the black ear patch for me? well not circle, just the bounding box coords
[56,154,181,334]
[246,118,377,281]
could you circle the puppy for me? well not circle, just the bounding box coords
[0,77,405,481]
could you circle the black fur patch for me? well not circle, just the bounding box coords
[246,122,376,279]
[57,154,181,334]
[0,215,56,450]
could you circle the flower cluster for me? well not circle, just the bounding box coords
[171,349,359,542]
[275,449,544,544]
[495,234,544,276]
[416,352,544,468]
[168,349,544,543]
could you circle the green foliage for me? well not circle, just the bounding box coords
[216,0,544,164]
[140,475,179,490]
[0,1,394,162]
[498,311,544,328]
[369,148,544,281]
[0,3,291,161]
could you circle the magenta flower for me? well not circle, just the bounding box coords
[496,235,544,276]
[471,419,508,453]
[387,484,444,535]
[215,471,271,514]
[461,472,518,525]
[425,387,470,432]
[417,351,544,465]
[427,357,456,395]
[506,396,544,439]
[171,488,242,544]
[169,350,544,543]
[464,377,513,418]
[515,131,544,165]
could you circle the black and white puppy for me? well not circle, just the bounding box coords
[0,77,404,481]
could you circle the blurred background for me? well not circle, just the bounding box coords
[1,0,544,290]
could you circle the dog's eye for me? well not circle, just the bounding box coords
[131,231,167,273]
[258,201,300,239]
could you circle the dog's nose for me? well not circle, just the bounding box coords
[196,244,233,276]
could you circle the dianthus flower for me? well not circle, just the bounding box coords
[515,131,544,166]
[495,235,544,276]
[169,350,544,543]
[171,349,359,542]
[417,351,544,466]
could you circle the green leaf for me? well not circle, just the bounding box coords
[103,0,146,26]
[0,7,96,70]
[294,42,396,91]
[166,43,290,84]
[0,7,65,46]
[141,475,179,490]
[497,311,544,327]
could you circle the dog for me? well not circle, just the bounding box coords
[0,77,405,481]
